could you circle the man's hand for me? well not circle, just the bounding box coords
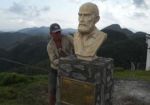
[53,59,59,65]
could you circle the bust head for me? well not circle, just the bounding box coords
[78,2,100,34]
[74,2,107,61]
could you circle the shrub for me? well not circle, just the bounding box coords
[0,72,31,86]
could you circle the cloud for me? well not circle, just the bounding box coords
[67,0,103,4]
[42,6,50,11]
[0,1,51,31]
[133,0,148,9]
[8,2,50,18]
[67,0,80,3]
[102,11,119,22]
[67,0,102,4]
[93,0,107,2]
[1,0,150,33]
[133,12,147,18]
[8,2,26,15]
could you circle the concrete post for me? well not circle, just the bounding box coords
[58,56,114,105]
[146,34,150,71]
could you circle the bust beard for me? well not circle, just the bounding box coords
[78,24,95,35]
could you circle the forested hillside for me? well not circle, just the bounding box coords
[0,24,147,73]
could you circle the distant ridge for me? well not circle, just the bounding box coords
[18,26,49,36]
[18,27,76,36]
[0,24,147,70]
[103,24,122,31]
[103,24,133,36]
[102,24,147,38]
[0,32,30,50]
[0,24,147,50]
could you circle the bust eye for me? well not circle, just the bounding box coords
[78,13,92,18]
[84,14,89,16]
[78,13,82,16]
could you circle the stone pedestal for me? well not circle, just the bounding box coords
[58,56,114,105]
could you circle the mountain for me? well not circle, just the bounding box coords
[122,28,134,37]
[102,24,139,38]
[0,48,9,57]
[62,28,76,35]
[10,35,49,64]
[0,24,146,52]
[0,32,30,50]
[17,24,147,38]
[133,32,147,37]
[0,48,14,70]
[0,24,148,70]
[101,29,129,43]
[18,26,49,36]
[18,27,76,36]
[0,27,76,51]
[100,24,147,69]
[103,24,122,32]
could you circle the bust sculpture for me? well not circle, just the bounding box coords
[74,2,107,61]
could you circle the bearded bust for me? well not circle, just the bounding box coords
[74,2,107,61]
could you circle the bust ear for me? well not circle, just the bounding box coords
[95,16,100,23]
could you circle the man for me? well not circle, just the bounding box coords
[47,23,73,105]
[74,2,107,61]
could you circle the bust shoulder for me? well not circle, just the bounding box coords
[97,30,107,40]
[98,30,107,36]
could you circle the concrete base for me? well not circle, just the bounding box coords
[58,56,114,105]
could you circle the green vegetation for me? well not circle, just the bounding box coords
[0,25,149,104]
[0,70,149,105]
[0,72,48,105]
[114,70,150,81]
[0,26,147,71]
[99,29,146,69]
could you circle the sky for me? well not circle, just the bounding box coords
[0,0,150,33]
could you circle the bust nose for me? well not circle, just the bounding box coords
[79,15,85,23]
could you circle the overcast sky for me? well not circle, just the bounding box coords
[0,0,150,33]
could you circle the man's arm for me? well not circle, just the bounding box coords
[67,35,74,54]
[47,43,59,67]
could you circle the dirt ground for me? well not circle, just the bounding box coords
[113,80,150,105]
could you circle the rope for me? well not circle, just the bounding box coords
[0,57,49,72]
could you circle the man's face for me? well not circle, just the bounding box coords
[50,31,61,41]
[78,6,96,34]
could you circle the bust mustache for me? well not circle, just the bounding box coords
[78,23,94,34]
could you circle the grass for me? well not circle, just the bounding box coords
[0,70,149,105]
[114,70,150,81]
[0,72,48,105]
